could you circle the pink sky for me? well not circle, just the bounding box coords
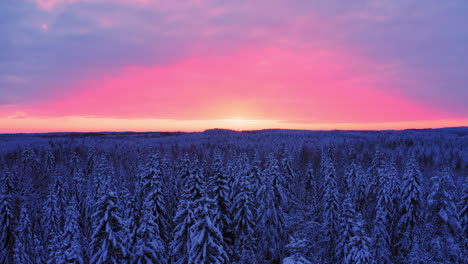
[0,0,467,132]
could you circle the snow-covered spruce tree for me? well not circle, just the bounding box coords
[33,235,45,264]
[70,152,85,203]
[386,161,400,210]
[90,181,129,264]
[460,175,468,254]
[134,195,166,264]
[264,155,288,210]
[93,156,114,197]
[85,148,96,176]
[354,163,371,214]
[42,183,62,264]
[57,197,84,264]
[137,153,170,251]
[171,160,205,264]
[376,162,394,221]
[385,161,401,256]
[321,147,340,262]
[249,151,263,219]
[426,166,461,261]
[303,162,318,207]
[177,154,192,189]
[189,195,229,264]
[256,160,286,263]
[20,147,40,177]
[0,170,15,264]
[343,161,359,195]
[120,186,136,256]
[51,173,68,219]
[171,200,194,264]
[45,151,56,176]
[397,155,423,259]
[250,151,263,192]
[344,213,374,264]
[231,166,257,264]
[373,198,392,264]
[336,193,356,263]
[371,161,395,264]
[368,150,387,199]
[208,151,232,249]
[281,154,294,208]
[14,206,34,264]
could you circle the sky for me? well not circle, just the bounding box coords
[0,0,467,132]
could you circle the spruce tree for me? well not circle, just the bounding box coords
[336,194,356,263]
[14,206,33,264]
[256,164,286,263]
[171,160,205,264]
[90,183,128,264]
[43,185,62,264]
[120,186,136,256]
[460,176,468,255]
[0,170,15,264]
[189,195,229,264]
[209,151,232,251]
[134,196,166,264]
[397,156,423,259]
[232,168,257,263]
[426,167,461,261]
[345,214,373,264]
[171,200,194,264]
[321,148,340,262]
[137,153,170,251]
[58,198,84,264]
[45,151,56,176]
[373,200,392,264]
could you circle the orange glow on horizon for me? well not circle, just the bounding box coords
[0,115,466,133]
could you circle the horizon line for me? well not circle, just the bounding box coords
[1,126,466,136]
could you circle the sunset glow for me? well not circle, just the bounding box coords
[1,0,467,132]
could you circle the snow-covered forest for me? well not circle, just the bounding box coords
[0,128,467,263]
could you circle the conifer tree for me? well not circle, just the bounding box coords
[368,150,387,199]
[426,167,461,261]
[321,148,340,262]
[0,170,15,264]
[137,153,170,249]
[120,186,136,255]
[45,151,56,176]
[281,154,295,205]
[232,167,257,263]
[256,165,286,263]
[189,195,229,264]
[264,155,287,209]
[171,200,194,264]
[209,151,232,250]
[90,183,128,264]
[58,198,84,264]
[70,152,85,203]
[345,214,373,264]
[43,185,62,264]
[336,194,356,263]
[14,206,33,264]
[373,200,392,264]
[460,176,468,252]
[397,156,423,258]
[171,160,205,264]
[33,235,45,264]
[303,163,318,207]
[134,196,166,264]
